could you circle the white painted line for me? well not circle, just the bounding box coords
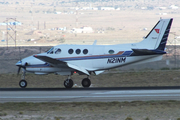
[93,90,180,94]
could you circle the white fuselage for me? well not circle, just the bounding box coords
[18,43,162,75]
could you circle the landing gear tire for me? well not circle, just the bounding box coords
[19,80,27,88]
[82,78,91,88]
[64,79,74,88]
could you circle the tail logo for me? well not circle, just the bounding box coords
[155,29,160,33]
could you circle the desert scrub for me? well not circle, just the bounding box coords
[0,112,7,116]
[54,116,65,120]
[19,111,23,114]
[125,117,133,120]
[145,117,150,120]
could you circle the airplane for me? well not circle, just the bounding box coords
[16,18,173,88]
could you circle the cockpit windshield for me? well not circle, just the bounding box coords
[47,47,54,54]
[55,48,61,54]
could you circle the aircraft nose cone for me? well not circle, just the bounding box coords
[16,61,22,66]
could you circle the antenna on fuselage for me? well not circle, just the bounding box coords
[93,40,97,45]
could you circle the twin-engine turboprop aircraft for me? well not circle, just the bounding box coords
[16,18,173,88]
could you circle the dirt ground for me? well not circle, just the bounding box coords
[0,101,180,120]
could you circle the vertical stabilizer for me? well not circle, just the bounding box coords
[138,18,173,51]
[156,18,173,50]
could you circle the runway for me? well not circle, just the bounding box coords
[1,87,180,102]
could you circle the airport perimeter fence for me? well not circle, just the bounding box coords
[0,45,180,73]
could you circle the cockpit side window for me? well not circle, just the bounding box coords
[47,47,54,54]
[55,48,61,54]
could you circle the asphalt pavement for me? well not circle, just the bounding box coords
[0,87,180,102]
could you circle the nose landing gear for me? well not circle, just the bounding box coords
[19,70,27,88]
[19,80,27,88]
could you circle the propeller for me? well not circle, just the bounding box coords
[17,66,22,76]
[17,47,22,76]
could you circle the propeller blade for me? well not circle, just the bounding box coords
[17,66,21,76]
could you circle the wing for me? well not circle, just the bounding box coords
[67,63,90,75]
[34,55,90,75]
[34,55,67,67]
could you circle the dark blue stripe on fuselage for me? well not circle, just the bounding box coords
[122,51,133,56]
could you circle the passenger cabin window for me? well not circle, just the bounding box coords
[55,48,61,54]
[76,49,81,54]
[68,49,74,54]
[83,49,88,54]
[47,47,54,54]
[109,50,114,54]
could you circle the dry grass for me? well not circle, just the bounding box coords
[0,70,180,88]
[0,101,180,120]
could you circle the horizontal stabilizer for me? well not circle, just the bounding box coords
[132,49,166,55]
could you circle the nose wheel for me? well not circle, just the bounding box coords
[19,69,27,88]
[19,80,27,88]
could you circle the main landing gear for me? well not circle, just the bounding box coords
[64,76,91,88]
[18,72,91,89]
[64,76,74,88]
[82,77,91,88]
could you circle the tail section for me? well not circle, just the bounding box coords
[156,18,173,50]
[138,18,173,51]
